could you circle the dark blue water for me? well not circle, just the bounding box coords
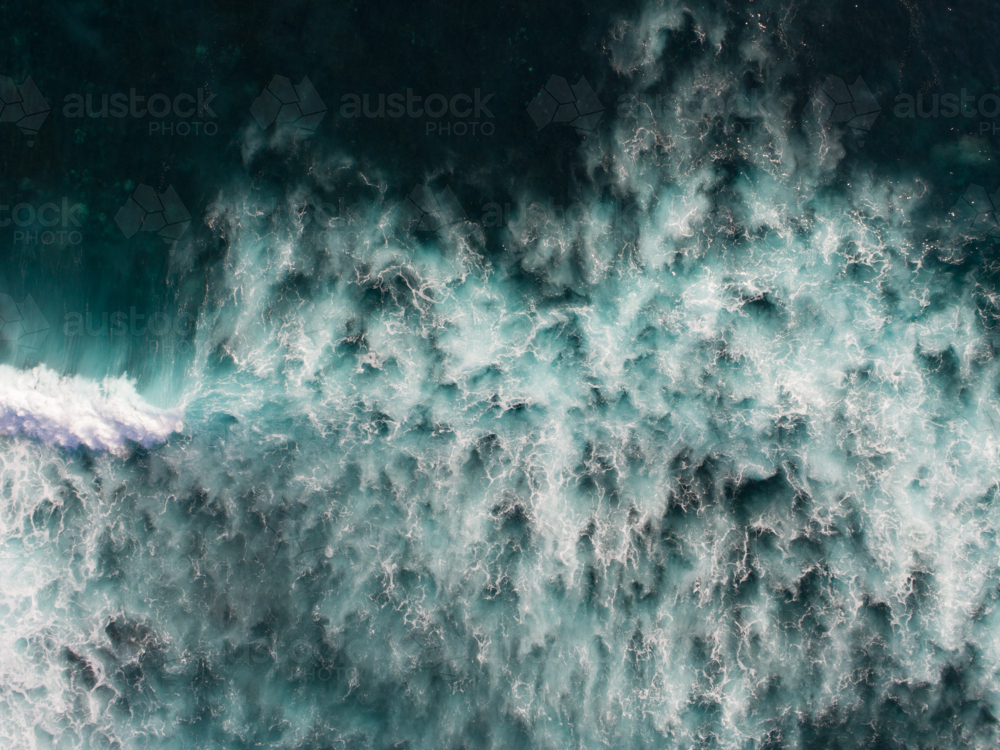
[1,1,1000,748]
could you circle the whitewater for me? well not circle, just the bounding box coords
[1,2,1000,749]
[0,365,183,453]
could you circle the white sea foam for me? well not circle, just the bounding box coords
[0,364,183,453]
[4,1,1000,747]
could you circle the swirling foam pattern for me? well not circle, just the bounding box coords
[1,0,999,748]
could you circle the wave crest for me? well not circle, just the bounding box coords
[0,364,183,453]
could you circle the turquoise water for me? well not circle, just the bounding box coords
[2,0,1000,747]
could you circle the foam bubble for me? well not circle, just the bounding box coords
[0,364,183,453]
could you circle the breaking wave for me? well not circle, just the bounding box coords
[0,364,183,453]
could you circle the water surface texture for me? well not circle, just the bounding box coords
[2,0,1000,748]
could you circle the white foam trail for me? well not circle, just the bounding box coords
[0,364,183,453]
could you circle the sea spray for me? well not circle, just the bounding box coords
[0,0,999,747]
[0,364,183,453]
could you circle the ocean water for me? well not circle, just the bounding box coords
[2,0,1000,747]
